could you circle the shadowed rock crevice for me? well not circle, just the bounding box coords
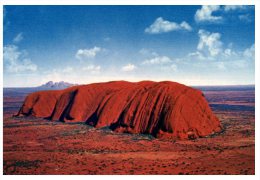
[59,90,78,122]
[16,81,222,139]
[85,110,99,126]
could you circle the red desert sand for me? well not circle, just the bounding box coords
[17,81,222,139]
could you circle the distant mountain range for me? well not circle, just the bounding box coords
[38,81,77,89]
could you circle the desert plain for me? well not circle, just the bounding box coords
[3,85,255,175]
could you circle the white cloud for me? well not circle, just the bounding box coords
[3,45,37,73]
[13,33,23,43]
[243,44,255,59]
[224,5,247,11]
[185,37,254,74]
[139,48,158,57]
[142,56,172,65]
[121,63,136,72]
[223,48,237,57]
[197,29,223,56]
[239,14,252,22]
[82,65,101,74]
[145,17,192,34]
[195,5,222,22]
[179,21,192,31]
[140,50,177,72]
[187,51,206,60]
[75,46,101,60]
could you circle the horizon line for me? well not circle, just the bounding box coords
[3,80,255,88]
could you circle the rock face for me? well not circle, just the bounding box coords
[17,81,222,139]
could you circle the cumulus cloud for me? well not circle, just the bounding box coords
[179,21,192,31]
[142,56,172,65]
[82,65,101,74]
[3,45,37,73]
[145,17,192,34]
[75,46,101,60]
[223,48,237,57]
[186,32,254,72]
[197,29,223,56]
[13,33,23,43]
[121,63,136,72]
[195,5,222,22]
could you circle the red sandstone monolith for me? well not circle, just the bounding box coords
[17,81,222,139]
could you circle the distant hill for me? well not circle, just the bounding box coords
[38,81,77,89]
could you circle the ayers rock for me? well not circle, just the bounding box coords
[17,81,222,139]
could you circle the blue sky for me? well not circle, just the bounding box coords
[3,5,255,87]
